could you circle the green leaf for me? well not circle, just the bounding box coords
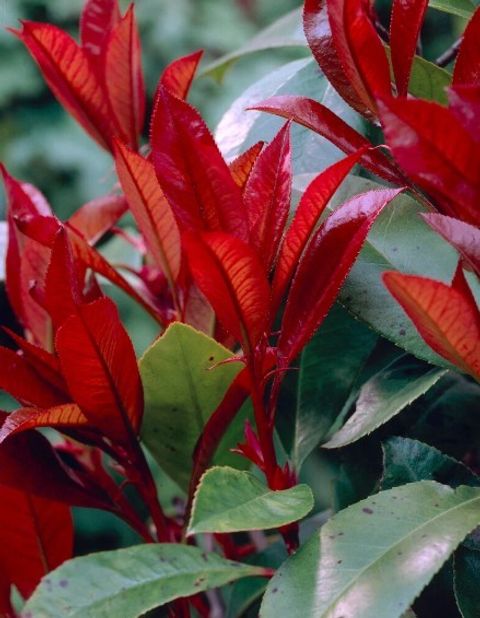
[429,0,475,19]
[408,56,451,105]
[187,466,314,535]
[140,323,248,489]
[23,544,267,618]
[261,482,480,618]
[293,304,378,469]
[323,357,445,449]
[202,8,306,81]
[216,58,364,175]
[381,436,480,491]
[454,545,480,618]
[293,175,459,366]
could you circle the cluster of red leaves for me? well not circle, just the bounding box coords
[257,0,480,381]
[1,0,479,609]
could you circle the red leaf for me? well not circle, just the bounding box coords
[0,346,66,407]
[279,188,403,362]
[151,87,249,240]
[304,0,369,115]
[68,194,128,244]
[44,229,84,331]
[383,267,480,381]
[448,84,480,137]
[0,485,73,599]
[251,95,402,184]
[104,5,145,149]
[55,297,144,443]
[326,0,391,114]
[14,22,111,149]
[157,49,203,100]
[113,140,181,288]
[453,7,480,86]
[0,405,89,445]
[422,213,480,277]
[390,0,428,96]
[272,149,364,309]
[378,95,480,227]
[244,123,291,271]
[229,141,265,191]
[80,0,121,59]
[183,232,271,352]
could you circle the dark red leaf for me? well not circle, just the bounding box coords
[113,140,181,288]
[272,149,365,309]
[55,297,144,443]
[105,5,145,149]
[151,87,249,240]
[244,123,291,271]
[304,0,369,115]
[251,95,402,184]
[229,141,265,191]
[183,232,271,352]
[0,485,73,600]
[327,0,391,114]
[279,188,403,362]
[453,6,480,86]
[157,49,203,100]
[14,22,111,149]
[383,266,480,381]
[378,95,480,227]
[422,213,480,277]
[80,0,121,59]
[390,0,428,96]
[68,194,128,244]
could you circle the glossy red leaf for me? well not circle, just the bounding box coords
[327,0,391,114]
[157,49,203,100]
[113,140,181,288]
[272,149,365,309]
[0,347,66,408]
[279,188,404,362]
[383,267,480,381]
[251,95,402,184]
[105,5,145,149]
[448,84,480,138]
[304,0,369,115]
[244,123,292,271]
[44,229,84,331]
[378,96,480,227]
[229,141,265,191]
[55,297,144,443]
[390,0,428,96]
[422,213,480,276]
[453,6,480,86]
[151,87,249,240]
[80,0,121,59]
[0,405,89,445]
[0,485,73,600]
[68,194,128,244]
[183,232,270,352]
[14,22,111,149]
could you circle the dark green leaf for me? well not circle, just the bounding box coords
[454,545,480,618]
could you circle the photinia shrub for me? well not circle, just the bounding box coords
[0,0,479,616]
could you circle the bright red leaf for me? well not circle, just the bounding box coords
[80,0,121,59]
[279,188,404,363]
[157,49,203,100]
[229,141,265,191]
[453,6,480,86]
[68,193,128,245]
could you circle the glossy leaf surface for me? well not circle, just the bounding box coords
[158,49,203,100]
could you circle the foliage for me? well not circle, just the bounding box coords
[0,0,479,616]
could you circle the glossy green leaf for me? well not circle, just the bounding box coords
[216,58,364,176]
[140,323,247,489]
[429,0,475,19]
[187,466,314,535]
[203,8,306,81]
[323,357,445,449]
[293,304,378,469]
[382,436,480,490]
[261,482,480,618]
[293,175,459,366]
[454,545,480,618]
[408,56,451,105]
[23,544,267,618]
